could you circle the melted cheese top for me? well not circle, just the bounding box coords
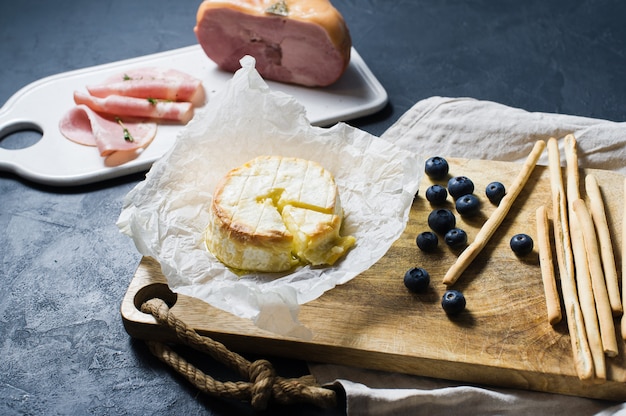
[206,155,354,272]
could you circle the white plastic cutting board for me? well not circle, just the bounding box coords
[0,45,387,186]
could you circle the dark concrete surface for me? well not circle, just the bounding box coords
[1,1,625,414]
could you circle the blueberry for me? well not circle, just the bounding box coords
[416,231,438,252]
[441,290,466,315]
[486,182,506,204]
[444,228,468,248]
[447,176,475,200]
[425,184,448,205]
[455,194,480,216]
[427,209,456,234]
[404,267,430,293]
[424,156,449,180]
[510,233,534,255]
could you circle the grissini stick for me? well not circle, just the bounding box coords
[585,173,622,315]
[442,140,546,286]
[535,205,562,325]
[568,214,606,379]
[573,199,619,357]
[547,138,594,381]
[563,135,605,379]
[622,178,626,340]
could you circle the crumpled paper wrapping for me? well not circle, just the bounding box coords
[117,56,421,338]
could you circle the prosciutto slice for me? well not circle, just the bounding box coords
[87,67,204,105]
[73,91,194,123]
[59,105,157,164]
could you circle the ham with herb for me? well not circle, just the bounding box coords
[59,67,203,164]
[194,0,352,87]
[86,67,204,105]
[59,105,157,166]
[74,91,195,123]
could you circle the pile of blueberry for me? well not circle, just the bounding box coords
[404,156,534,316]
[422,156,489,253]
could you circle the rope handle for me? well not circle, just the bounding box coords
[140,298,337,410]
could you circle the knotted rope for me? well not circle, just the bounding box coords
[140,298,337,410]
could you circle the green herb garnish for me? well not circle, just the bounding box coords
[115,117,134,142]
[147,97,157,105]
[265,0,288,16]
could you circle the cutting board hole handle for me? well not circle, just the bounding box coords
[0,121,43,150]
[134,283,178,312]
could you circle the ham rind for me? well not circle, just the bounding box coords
[59,105,157,157]
[194,0,352,87]
[87,67,205,105]
[73,91,194,123]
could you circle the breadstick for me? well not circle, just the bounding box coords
[585,174,622,315]
[622,178,626,340]
[568,218,606,379]
[572,199,619,357]
[563,135,605,379]
[563,134,581,208]
[547,138,593,380]
[535,205,562,325]
[442,140,546,286]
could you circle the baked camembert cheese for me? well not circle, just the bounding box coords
[205,156,355,272]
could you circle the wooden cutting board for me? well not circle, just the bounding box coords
[121,157,626,401]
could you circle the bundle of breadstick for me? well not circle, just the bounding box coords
[540,135,623,381]
[438,135,623,382]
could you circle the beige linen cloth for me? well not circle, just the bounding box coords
[308,96,626,415]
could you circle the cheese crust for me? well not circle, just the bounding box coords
[205,155,355,272]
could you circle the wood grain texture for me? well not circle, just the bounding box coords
[121,157,626,401]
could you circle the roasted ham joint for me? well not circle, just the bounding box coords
[194,0,352,87]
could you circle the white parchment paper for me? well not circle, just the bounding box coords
[117,56,421,338]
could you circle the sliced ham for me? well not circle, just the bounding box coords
[59,105,157,162]
[87,67,205,105]
[59,67,203,165]
[194,0,352,87]
[73,91,194,123]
